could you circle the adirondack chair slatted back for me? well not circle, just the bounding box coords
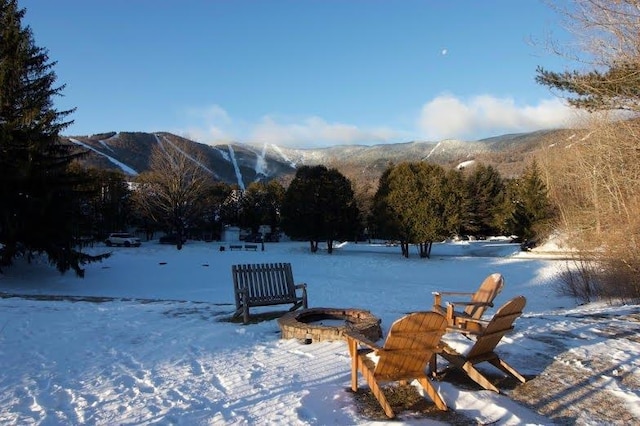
[232,263,296,308]
[374,312,447,381]
[464,273,504,319]
[466,295,526,360]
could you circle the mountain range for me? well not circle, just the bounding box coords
[63,128,582,189]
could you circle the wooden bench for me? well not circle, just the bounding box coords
[229,245,243,250]
[232,262,308,324]
[244,244,258,251]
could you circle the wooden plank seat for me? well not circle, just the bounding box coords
[434,295,528,393]
[229,245,243,250]
[345,311,449,418]
[231,262,308,324]
[432,273,504,333]
[244,244,258,251]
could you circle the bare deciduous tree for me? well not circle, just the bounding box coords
[132,142,213,250]
[537,0,640,301]
[540,115,640,301]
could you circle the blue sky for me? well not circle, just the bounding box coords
[23,0,577,148]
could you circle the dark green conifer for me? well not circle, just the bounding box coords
[536,62,640,112]
[0,0,108,276]
[372,162,453,258]
[465,164,505,236]
[281,165,360,253]
[511,160,554,241]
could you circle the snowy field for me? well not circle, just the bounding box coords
[1,241,639,425]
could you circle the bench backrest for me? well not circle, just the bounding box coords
[232,262,297,308]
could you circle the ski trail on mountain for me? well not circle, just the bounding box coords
[423,140,441,160]
[215,147,230,161]
[69,138,138,175]
[271,144,296,167]
[154,134,218,177]
[227,144,245,189]
[98,139,115,152]
[254,144,268,177]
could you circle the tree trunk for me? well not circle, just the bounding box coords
[419,241,432,258]
[327,240,334,254]
[176,227,184,251]
[309,240,318,253]
[400,241,409,258]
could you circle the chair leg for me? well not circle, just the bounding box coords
[428,353,437,378]
[441,352,500,393]
[461,361,500,393]
[416,376,448,411]
[351,353,359,392]
[242,305,249,324]
[488,357,527,383]
[359,362,395,419]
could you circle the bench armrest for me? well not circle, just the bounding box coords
[295,283,308,309]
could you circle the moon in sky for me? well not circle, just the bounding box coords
[441,48,448,55]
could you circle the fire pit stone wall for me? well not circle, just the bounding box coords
[277,307,382,343]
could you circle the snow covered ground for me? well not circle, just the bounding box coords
[0,241,638,425]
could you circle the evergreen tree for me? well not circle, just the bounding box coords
[491,178,518,236]
[442,168,471,237]
[238,180,284,235]
[464,164,505,237]
[0,0,107,276]
[372,162,452,258]
[536,61,640,113]
[281,165,360,253]
[510,160,554,242]
[73,167,131,240]
[192,181,233,241]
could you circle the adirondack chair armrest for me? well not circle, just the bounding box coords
[295,283,307,290]
[447,300,494,308]
[344,329,382,351]
[433,291,475,296]
[454,317,490,335]
[433,291,475,306]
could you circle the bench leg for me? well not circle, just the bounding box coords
[243,305,250,324]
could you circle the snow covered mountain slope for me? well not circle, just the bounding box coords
[64,128,578,187]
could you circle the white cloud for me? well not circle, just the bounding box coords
[185,104,232,126]
[417,94,580,141]
[178,96,582,148]
[250,116,401,148]
[178,106,405,148]
[179,104,239,143]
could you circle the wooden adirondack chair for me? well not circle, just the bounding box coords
[436,295,527,393]
[432,273,504,332]
[345,311,448,419]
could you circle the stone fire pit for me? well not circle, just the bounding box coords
[277,307,382,343]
